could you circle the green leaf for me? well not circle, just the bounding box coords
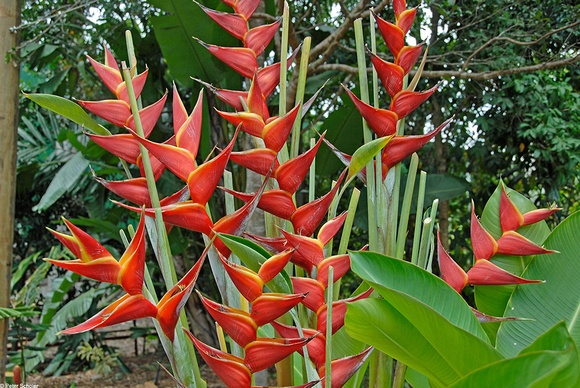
[496,211,580,356]
[347,135,393,183]
[218,234,292,294]
[349,251,489,341]
[345,298,503,387]
[25,93,109,136]
[33,152,90,212]
[148,0,240,88]
[451,323,578,387]
[474,182,552,343]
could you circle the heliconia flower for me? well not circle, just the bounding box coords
[291,277,326,312]
[381,117,451,170]
[374,13,405,58]
[276,133,325,193]
[244,337,314,373]
[198,292,257,347]
[271,321,325,369]
[244,19,282,56]
[316,288,374,336]
[155,252,206,340]
[318,347,373,388]
[250,292,306,326]
[292,170,347,236]
[496,230,557,257]
[281,212,348,273]
[466,260,543,286]
[220,188,296,220]
[230,148,280,176]
[499,185,560,233]
[220,0,261,21]
[185,330,252,388]
[196,39,258,79]
[437,230,468,293]
[437,229,542,291]
[470,201,499,261]
[195,1,248,40]
[60,293,158,335]
[389,85,439,119]
[344,87,399,137]
[185,329,315,387]
[93,176,152,206]
[46,212,147,295]
[317,254,351,287]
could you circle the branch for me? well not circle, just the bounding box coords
[462,20,580,71]
[316,54,580,81]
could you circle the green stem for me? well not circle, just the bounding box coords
[417,199,438,270]
[395,153,418,259]
[291,36,311,159]
[411,171,427,265]
[324,266,334,388]
[392,360,407,388]
[354,19,378,252]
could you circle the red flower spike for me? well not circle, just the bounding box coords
[256,47,299,98]
[262,104,301,152]
[291,277,326,312]
[117,212,147,295]
[292,170,346,236]
[250,293,306,326]
[188,130,238,205]
[318,347,373,388]
[499,186,525,233]
[280,230,324,272]
[228,0,261,21]
[246,75,268,120]
[244,337,315,373]
[220,187,296,220]
[198,40,258,79]
[467,260,543,286]
[393,0,407,17]
[374,13,405,57]
[316,288,374,335]
[396,8,417,35]
[137,150,168,181]
[276,134,325,194]
[219,254,264,302]
[382,118,451,169]
[243,233,289,254]
[129,129,195,181]
[257,249,293,284]
[87,54,122,95]
[198,292,257,348]
[344,87,398,137]
[317,254,351,288]
[390,84,439,119]
[245,19,281,56]
[159,185,190,207]
[318,212,348,245]
[126,93,167,136]
[496,230,557,257]
[103,45,119,70]
[116,70,149,104]
[44,255,120,285]
[437,230,468,293]
[49,217,110,262]
[522,208,560,226]
[77,99,130,127]
[196,2,248,40]
[94,176,151,206]
[87,133,140,164]
[470,203,498,261]
[61,294,157,335]
[367,53,404,98]
[185,331,252,388]
[156,254,206,341]
[396,45,423,75]
[115,200,213,235]
[271,321,326,369]
[175,89,203,158]
[218,110,265,138]
[213,182,267,256]
[230,148,279,176]
[194,78,248,111]
[172,84,188,132]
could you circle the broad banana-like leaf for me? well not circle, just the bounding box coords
[496,211,580,357]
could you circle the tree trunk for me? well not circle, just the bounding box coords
[0,0,21,382]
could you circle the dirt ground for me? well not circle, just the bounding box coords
[24,321,226,388]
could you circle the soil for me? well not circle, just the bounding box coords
[24,321,225,388]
